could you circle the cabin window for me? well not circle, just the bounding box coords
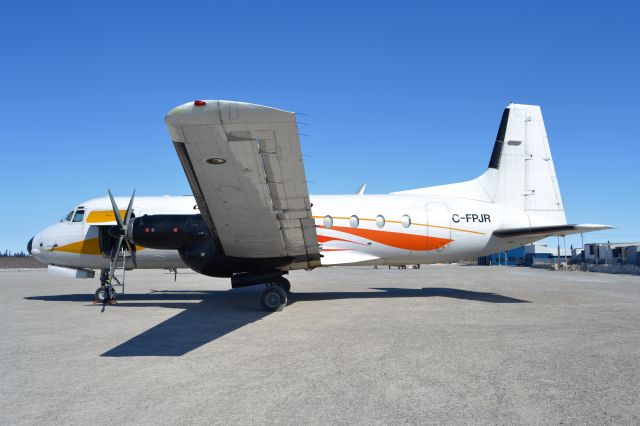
[72,210,85,223]
[376,215,385,228]
[401,214,411,228]
[350,215,359,228]
[323,215,333,229]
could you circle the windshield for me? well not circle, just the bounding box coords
[61,210,74,222]
[72,210,85,223]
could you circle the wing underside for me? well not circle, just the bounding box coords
[493,224,612,239]
[165,100,320,269]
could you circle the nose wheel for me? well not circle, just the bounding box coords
[94,269,117,304]
[95,285,116,304]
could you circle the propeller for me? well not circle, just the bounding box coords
[106,189,136,286]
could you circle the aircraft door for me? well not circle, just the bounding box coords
[425,202,451,252]
[71,209,86,230]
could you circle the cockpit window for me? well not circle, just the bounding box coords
[62,211,74,222]
[72,210,85,223]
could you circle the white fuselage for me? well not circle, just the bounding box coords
[30,193,532,270]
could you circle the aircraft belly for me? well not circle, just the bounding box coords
[44,249,186,270]
[42,252,108,269]
[135,249,187,269]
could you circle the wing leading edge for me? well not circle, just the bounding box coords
[165,100,320,269]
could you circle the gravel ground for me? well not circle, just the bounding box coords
[1,265,639,425]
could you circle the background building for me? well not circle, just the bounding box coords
[581,242,640,265]
[478,244,568,266]
[477,243,640,267]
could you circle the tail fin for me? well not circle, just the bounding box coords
[477,103,566,224]
[394,103,567,225]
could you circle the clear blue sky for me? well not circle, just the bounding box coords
[1,1,639,253]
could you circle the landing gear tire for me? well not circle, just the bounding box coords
[261,285,288,312]
[95,286,116,303]
[95,286,109,303]
[275,277,291,294]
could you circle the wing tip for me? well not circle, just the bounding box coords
[165,100,294,126]
[574,224,614,232]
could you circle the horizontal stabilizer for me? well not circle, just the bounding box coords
[493,224,612,239]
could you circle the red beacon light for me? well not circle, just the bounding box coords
[194,100,206,107]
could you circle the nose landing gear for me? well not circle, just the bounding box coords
[93,189,135,307]
[95,285,116,304]
[94,269,117,305]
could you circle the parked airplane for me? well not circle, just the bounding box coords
[28,101,610,311]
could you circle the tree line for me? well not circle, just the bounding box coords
[0,250,29,257]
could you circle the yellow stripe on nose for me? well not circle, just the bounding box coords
[51,238,103,255]
[86,210,127,224]
[50,238,145,255]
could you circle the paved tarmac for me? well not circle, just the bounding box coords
[1,265,639,425]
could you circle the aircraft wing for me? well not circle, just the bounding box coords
[493,224,612,239]
[165,100,320,269]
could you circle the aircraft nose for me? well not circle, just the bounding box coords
[27,237,33,255]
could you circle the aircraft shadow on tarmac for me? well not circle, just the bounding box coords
[25,287,528,357]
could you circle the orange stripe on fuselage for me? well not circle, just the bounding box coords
[317,235,368,246]
[324,226,452,251]
[312,216,485,235]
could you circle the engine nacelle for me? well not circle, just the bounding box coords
[129,214,208,250]
[129,214,293,278]
[178,238,293,278]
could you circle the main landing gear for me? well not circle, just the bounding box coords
[260,277,290,312]
[232,272,291,311]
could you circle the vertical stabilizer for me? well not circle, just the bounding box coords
[477,103,566,225]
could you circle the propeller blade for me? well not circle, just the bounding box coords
[124,189,136,225]
[108,236,124,282]
[107,189,124,228]
[106,189,137,282]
